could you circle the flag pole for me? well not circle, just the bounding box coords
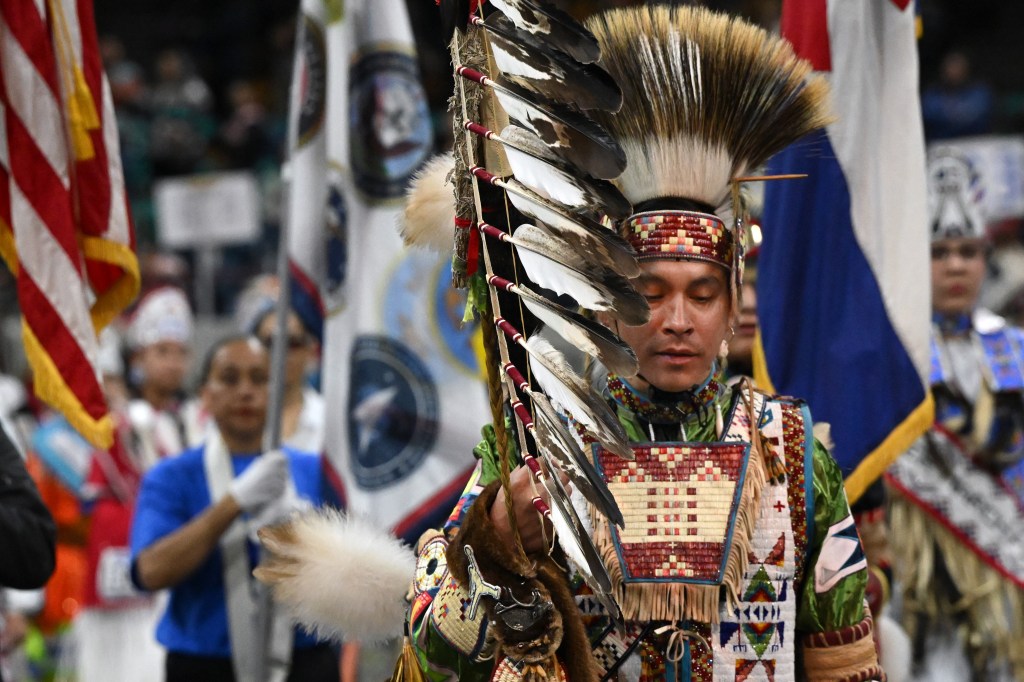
[256,10,308,682]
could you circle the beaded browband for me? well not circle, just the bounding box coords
[624,210,734,269]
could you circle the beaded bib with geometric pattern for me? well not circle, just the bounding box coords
[593,442,751,586]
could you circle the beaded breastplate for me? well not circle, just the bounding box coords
[593,440,751,587]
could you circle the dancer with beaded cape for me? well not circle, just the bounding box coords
[394,6,884,682]
[249,3,885,681]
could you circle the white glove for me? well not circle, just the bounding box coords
[228,450,288,513]
[246,488,313,541]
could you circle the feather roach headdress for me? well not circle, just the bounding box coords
[587,5,831,273]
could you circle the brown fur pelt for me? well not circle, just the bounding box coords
[447,481,597,682]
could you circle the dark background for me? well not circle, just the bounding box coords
[94,0,1024,134]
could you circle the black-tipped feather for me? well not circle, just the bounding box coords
[510,224,650,326]
[500,126,631,218]
[499,178,640,279]
[457,66,625,178]
[536,453,615,598]
[512,283,638,377]
[488,0,601,64]
[492,77,625,180]
[477,13,621,112]
[532,392,624,529]
[524,334,632,460]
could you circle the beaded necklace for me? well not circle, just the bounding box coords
[933,311,972,336]
[606,371,724,426]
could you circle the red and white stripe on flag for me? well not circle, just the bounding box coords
[0,0,139,448]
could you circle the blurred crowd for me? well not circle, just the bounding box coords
[0,266,326,680]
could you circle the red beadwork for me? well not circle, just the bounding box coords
[625,210,734,267]
[781,403,809,586]
[597,442,748,582]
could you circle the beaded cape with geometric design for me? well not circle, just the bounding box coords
[594,442,750,585]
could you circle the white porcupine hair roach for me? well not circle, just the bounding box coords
[585,5,832,209]
[255,509,416,644]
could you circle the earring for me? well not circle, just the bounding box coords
[719,327,734,360]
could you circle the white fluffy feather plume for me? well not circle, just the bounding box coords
[398,152,457,252]
[255,509,416,644]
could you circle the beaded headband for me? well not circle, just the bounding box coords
[624,210,734,270]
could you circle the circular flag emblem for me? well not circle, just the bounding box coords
[296,15,326,145]
[347,335,439,489]
[349,50,433,201]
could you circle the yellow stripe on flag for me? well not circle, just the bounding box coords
[844,393,933,504]
[21,322,112,449]
[81,235,140,330]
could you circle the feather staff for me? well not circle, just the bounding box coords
[470,166,640,279]
[456,66,626,179]
[495,318,632,460]
[464,122,631,218]
[488,274,638,378]
[502,363,624,528]
[470,14,621,113]
[479,222,649,326]
[445,19,627,664]
[487,0,601,65]
[534,448,623,627]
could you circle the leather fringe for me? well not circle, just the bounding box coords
[888,490,1024,678]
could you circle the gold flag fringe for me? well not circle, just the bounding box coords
[590,440,768,623]
[888,491,1024,678]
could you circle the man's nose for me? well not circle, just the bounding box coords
[236,377,262,395]
[661,295,694,334]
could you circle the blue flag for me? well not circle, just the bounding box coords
[757,0,933,502]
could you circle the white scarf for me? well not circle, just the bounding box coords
[202,431,294,681]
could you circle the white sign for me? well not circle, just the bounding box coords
[154,171,262,248]
[930,136,1024,221]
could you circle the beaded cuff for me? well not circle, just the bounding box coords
[800,611,885,682]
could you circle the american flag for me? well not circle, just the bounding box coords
[0,0,138,449]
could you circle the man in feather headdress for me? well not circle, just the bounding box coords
[399,6,883,682]
[885,149,1024,681]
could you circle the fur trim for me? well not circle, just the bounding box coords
[448,482,597,682]
[399,152,457,252]
[877,611,912,682]
[255,509,415,644]
[812,421,834,450]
